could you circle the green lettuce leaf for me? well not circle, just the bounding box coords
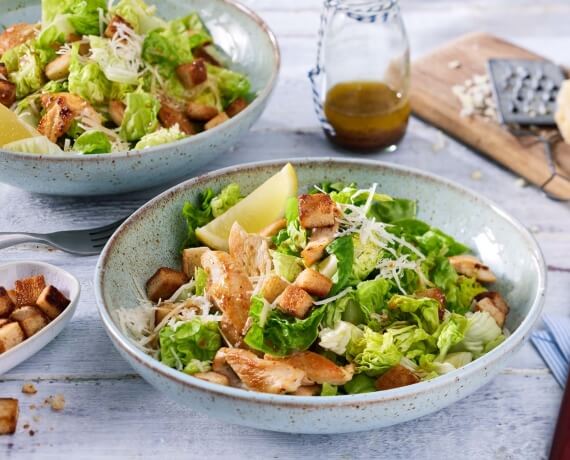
[415,228,469,258]
[271,251,304,283]
[111,0,166,34]
[194,267,208,296]
[347,327,402,376]
[159,319,221,374]
[134,125,186,149]
[388,294,440,334]
[343,373,376,394]
[326,235,354,295]
[68,43,111,106]
[368,198,416,223]
[244,296,325,356]
[384,322,435,360]
[181,188,215,248]
[89,35,140,85]
[207,64,251,107]
[452,311,503,357]
[119,91,159,141]
[435,313,468,360]
[211,183,242,217]
[352,235,383,280]
[73,131,112,154]
[42,0,107,36]
[1,43,44,98]
[272,197,307,256]
[318,320,363,355]
[321,383,338,396]
[356,277,391,320]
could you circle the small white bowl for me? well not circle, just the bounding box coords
[0,261,80,375]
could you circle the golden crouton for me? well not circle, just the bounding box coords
[375,365,419,391]
[449,255,497,283]
[276,285,314,319]
[194,371,230,386]
[0,398,19,435]
[226,97,248,118]
[259,218,287,238]
[10,306,49,338]
[0,287,15,318]
[294,268,332,298]
[474,291,510,328]
[14,275,46,308]
[186,101,218,121]
[261,275,289,303]
[0,322,25,353]
[182,247,211,278]
[298,193,336,229]
[155,302,176,327]
[158,103,197,135]
[301,240,329,267]
[176,58,207,89]
[36,285,70,320]
[204,112,229,130]
[0,79,16,108]
[146,268,189,303]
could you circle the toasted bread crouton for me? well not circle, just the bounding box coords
[292,385,321,396]
[182,247,211,278]
[146,268,189,303]
[0,398,19,435]
[0,322,25,353]
[294,268,332,298]
[176,58,207,89]
[226,97,248,118]
[108,100,125,126]
[449,255,497,283]
[259,218,287,238]
[261,275,289,303]
[155,302,176,327]
[45,53,70,80]
[0,287,15,318]
[204,112,229,130]
[0,79,16,107]
[104,15,132,38]
[301,240,329,267]
[36,285,70,320]
[186,101,218,121]
[298,194,336,229]
[474,291,510,328]
[375,365,419,391]
[276,285,313,319]
[194,371,230,386]
[14,275,46,308]
[158,104,197,135]
[10,306,49,338]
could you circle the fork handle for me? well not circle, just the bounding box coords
[0,233,45,250]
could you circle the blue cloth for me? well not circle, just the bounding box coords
[531,315,570,388]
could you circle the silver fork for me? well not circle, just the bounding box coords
[0,218,127,256]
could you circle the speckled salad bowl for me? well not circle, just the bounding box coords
[0,0,279,196]
[94,159,546,434]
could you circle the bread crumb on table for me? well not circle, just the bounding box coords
[21,383,37,395]
[47,394,65,411]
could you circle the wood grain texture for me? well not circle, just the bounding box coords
[0,0,568,458]
[410,32,570,199]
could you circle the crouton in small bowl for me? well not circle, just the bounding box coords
[94,159,546,434]
[0,261,80,374]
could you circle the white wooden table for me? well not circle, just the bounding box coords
[1,1,568,458]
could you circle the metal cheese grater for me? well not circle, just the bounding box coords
[487,58,569,200]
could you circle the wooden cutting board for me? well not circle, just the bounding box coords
[410,32,570,200]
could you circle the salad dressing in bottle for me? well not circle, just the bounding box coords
[310,0,410,152]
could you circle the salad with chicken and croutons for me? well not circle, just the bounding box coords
[0,0,251,154]
[117,164,510,396]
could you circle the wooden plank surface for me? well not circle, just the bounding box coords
[410,32,570,199]
[1,1,569,458]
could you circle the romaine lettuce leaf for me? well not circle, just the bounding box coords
[207,64,251,107]
[356,277,391,320]
[368,198,416,223]
[159,319,221,373]
[119,91,159,141]
[111,0,166,34]
[68,43,111,105]
[134,125,185,149]
[388,294,440,334]
[42,0,107,36]
[73,131,112,154]
[347,327,402,376]
[272,197,307,256]
[452,311,503,357]
[352,235,383,280]
[271,251,304,282]
[321,383,338,396]
[318,320,363,355]
[194,267,208,296]
[211,183,242,217]
[343,373,376,394]
[244,296,325,356]
[435,313,468,360]
[1,43,44,98]
[326,235,354,295]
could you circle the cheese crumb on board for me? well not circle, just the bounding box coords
[452,74,497,121]
[21,383,37,395]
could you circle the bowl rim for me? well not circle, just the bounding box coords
[0,0,281,162]
[94,158,547,408]
[0,260,81,362]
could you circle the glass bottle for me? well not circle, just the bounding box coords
[309,0,411,152]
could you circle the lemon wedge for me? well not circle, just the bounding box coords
[196,163,298,250]
[0,103,40,146]
[3,136,63,154]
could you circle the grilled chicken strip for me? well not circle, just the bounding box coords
[228,222,272,277]
[201,251,253,346]
[217,347,305,394]
[0,23,38,56]
[267,351,355,385]
[38,93,102,142]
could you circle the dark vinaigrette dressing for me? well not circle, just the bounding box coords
[323,81,410,151]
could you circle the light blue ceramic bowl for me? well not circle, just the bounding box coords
[94,159,546,434]
[0,0,279,196]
